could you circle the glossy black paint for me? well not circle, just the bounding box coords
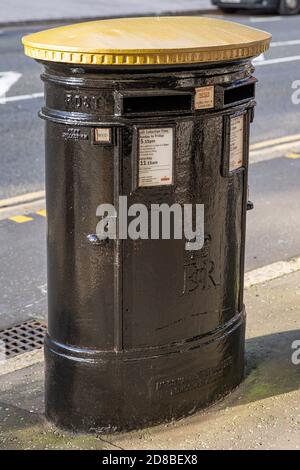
[40,60,256,432]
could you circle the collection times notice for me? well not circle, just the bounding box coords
[229,115,244,171]
[138,128,173,187]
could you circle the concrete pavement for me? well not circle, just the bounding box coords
[0,267,299,449]
[0,0,215,25]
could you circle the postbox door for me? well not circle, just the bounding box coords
[119,111,246,350]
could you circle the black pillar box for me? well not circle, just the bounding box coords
[22,16,271,432]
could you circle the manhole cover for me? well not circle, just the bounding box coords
[0,319,47,360]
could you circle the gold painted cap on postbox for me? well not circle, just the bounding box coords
[22,16,271,66]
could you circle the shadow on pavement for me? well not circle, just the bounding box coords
[232,329,300,405]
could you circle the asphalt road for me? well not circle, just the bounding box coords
[0,13,300,328]
[1,14,300,198]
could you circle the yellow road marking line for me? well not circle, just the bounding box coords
[286,152,300,159]
[250,134,300,151]
[0,134,299,222]
[9,215,33,223]
[36,209,47,217]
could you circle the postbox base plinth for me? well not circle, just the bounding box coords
[44,308,245,433]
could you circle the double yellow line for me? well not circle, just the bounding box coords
[250,133,300,161]
[0,190,46,223]
[9,210,46,224]
[1,133,300,224]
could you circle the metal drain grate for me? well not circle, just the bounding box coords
[0,319,47,359]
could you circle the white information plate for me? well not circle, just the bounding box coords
[229,115,244,172]
[94,127,111,143]
[195,86,214,110]
[138,127,173,187]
